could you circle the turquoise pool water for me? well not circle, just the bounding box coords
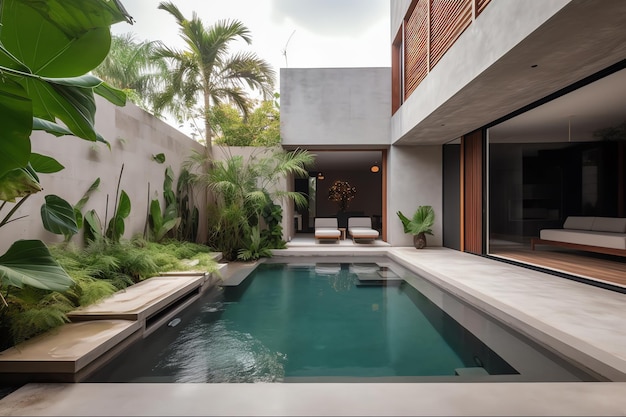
[90,260,527,382]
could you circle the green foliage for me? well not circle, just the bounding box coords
[0,0,130,319]
[8,304,70,346]
[154,1,276,143]
[397,206,435,236]
[40,195,79,239]
[1,240,217,349]
[237,226,272,261]
[211,101,280,147]
[0,240,75,292]
[148,167,182,242]
[104,165,131,243]
[190,148,313,260]
[0,0,131,179]
[84,209,104,244]
[0,165,42,202]
[149,199,181,242]
[106,190,131,242]
[261,202,286,249]
[72,178,101,238]
[163,166,176,208]
[29,154,65,174]
[92,33,169,114]
[176,168,199,242]
[152,153,166,164]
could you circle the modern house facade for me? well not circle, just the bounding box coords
[281,0,626,280]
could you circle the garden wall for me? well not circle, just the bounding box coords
[0,98,207,253]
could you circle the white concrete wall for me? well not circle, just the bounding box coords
[390,0,571,144]
[1,98,206,252]
[280,68,391,147]
[390,0,411,39]
[386,145,442,247]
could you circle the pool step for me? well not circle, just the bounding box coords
[454,367,489,376]
[356,275,404,287]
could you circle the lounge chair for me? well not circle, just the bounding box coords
[348,217,379,242]
[314,218,341,242]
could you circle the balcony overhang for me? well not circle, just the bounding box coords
[392,0,626,145]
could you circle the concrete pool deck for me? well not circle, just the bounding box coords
[1,247,626,416]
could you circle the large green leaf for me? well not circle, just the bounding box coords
[106,190,131,241]
[0,166,42,202]
[116,190,131,219]
[72,178,100,239]
[0,240,74,291]
[150,199,164,232]
[0,78,32,177]
[41,194,78,236]
[20,0,133,36]
[75,178,100,212]
[94,81,127,107]
[0,43,30,72]
[32,117,73,137]
[1,0,113,77]
[83,209,103,243]
[30,153,64,173]
[22,76,97,141]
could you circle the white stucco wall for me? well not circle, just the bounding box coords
[1,98,206,253]
[280,68,391,147]
[386,145,443,247]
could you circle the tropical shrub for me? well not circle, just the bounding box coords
[191,148,313,260]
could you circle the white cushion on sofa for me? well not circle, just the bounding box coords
[563,216,594,230]
[540,229,626,250]
[591,217,626,233]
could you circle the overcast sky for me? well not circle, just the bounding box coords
[112,0,391,90]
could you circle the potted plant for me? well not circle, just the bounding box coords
[397,205,435,249]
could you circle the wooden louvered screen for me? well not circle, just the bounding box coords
[403,0,428,99]
[399,0,490,102]
[461,129,483,254]
[429,0,472,68]
[475,0,492,16]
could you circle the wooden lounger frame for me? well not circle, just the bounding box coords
[530,238,626,257]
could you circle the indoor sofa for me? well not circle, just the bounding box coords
[531,216,626,257]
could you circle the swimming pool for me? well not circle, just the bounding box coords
[89,257,595,383]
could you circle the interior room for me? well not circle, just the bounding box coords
[293,150,384,235]
[486,67,626,287]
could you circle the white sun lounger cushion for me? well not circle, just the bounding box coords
[314,218,341,239]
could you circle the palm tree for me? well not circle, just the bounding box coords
[188,148,313,259]
[92,33,169,114]
[154,2,276,148]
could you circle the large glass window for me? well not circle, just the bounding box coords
[486,68,626,266]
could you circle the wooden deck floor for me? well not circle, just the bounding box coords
[489,244,626,289]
